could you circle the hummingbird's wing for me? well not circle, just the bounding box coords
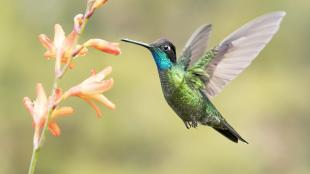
[196,11,286,98]
[178,24,212,69]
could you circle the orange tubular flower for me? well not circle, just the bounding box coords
[23,84,74,148]
[93,0,109,10]
[38,24,84,67]
[23,83,48,148]
[63,66,115,117]
[86,0,109,18]
[49,106,74,136]
[84,39,121,55]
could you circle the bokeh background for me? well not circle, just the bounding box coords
[1,0,309,174]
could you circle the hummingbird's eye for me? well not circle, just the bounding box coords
[163,45,170,51]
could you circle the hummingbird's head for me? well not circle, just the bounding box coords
[121,38,176,70]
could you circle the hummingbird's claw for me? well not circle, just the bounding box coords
[184,120,198,129]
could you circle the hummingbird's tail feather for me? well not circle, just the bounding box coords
[213,121,248,144]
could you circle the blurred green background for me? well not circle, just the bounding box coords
[1,0,309,174]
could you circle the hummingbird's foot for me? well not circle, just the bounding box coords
[191,121,198,128]
[184,120,198,129]
[184,121,191,129]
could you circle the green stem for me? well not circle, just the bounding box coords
[27,145,39,174]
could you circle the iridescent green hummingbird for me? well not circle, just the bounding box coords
[122,12,285,143]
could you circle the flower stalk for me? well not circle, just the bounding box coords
[25,1,119,174]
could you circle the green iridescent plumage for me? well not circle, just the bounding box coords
[122,11,286,143]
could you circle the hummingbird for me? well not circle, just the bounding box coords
[122,12,286,143]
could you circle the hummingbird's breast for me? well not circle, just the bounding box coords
[158,66,205,121]
[158,66,184,97]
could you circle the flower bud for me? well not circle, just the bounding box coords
[93,0,109,9]
[74,14,84,33]
[84,39,121,55]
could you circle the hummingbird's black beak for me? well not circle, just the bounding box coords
[121,38,151,49]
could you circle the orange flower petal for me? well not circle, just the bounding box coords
[48,122,61,136]
[38,34,54,51]
[85,66,112,83]
[95,66,112,79]
[52,107,74,119]
[97,78,114,93]
[92,94,115,110]
[36,83,47,104]
[65,30,78,51]
[84,39,121,55]
[81,78,114,95]
[81,97,102,117]
[54,24,65,50]
[93,0,109,8]
[44,50,54,59]
[33,83,48,124]
[23,97,34,115]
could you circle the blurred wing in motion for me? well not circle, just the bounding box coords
[204,11,286,98]
[178,24,212,69]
